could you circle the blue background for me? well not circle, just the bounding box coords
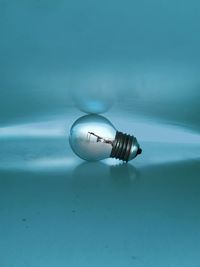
[0,1,200,266]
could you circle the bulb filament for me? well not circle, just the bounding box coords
[87,132,113,146]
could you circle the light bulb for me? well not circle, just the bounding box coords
[69,114,142,162]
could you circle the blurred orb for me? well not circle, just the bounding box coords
[73,96,112,114]
[69,70,115,114]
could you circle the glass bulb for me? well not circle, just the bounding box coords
[69,114,142,162]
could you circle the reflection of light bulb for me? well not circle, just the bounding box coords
[69,70,115,114]
[69,114,142,162]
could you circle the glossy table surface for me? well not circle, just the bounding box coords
[0,114,200,267]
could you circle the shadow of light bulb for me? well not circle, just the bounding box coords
[69,71,115,114]
[69,162,141,225]
[72,161,140,187]
[72,162,110,184]
[110,163,140,185]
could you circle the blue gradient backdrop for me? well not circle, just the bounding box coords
[0,1,200,266]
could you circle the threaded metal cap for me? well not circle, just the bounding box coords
[110,131,142,162]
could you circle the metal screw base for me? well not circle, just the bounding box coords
[110,131,142,162]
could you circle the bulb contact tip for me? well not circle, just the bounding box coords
[137,147,142,155]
